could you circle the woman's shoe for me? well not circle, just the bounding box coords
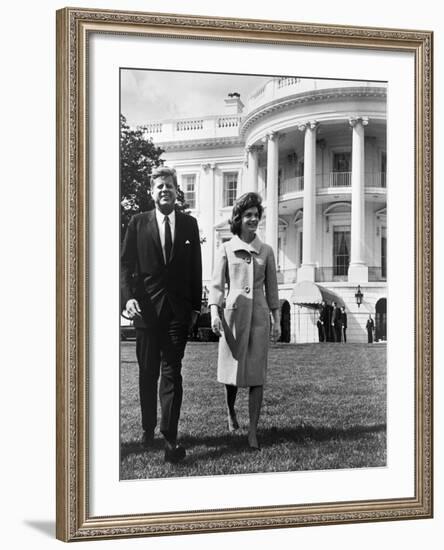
[227,412,239,432]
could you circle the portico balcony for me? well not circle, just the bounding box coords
[278,176,304,196]
[246,78,384,114]
[315,266,386,283]
[315,267,348,283]
[368,267,387,282]
[275,266,386,285]
[276,171,387,199]
[317,171,387,189]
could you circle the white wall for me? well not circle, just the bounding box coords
[1,1,441,550]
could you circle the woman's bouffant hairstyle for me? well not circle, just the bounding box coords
[229,192,264,235]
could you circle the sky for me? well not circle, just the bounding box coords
[120,69,271,126]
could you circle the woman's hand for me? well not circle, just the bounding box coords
[270,308,281,343]
[271,323,281,343]
[210,304,223,336]
[211,315,223,336]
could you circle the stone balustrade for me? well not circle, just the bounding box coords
[141,114,242,143]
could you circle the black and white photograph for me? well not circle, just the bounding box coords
[49,3,434,544]
[119,69,388,480]
[1,0,440,546]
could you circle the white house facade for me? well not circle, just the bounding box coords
[140,77,387,343]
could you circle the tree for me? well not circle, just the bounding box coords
[120,115,164,238]
[120,115,192,239]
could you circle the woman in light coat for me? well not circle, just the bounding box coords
[209,193,280,450]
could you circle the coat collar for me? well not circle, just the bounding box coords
[230,234,262,255]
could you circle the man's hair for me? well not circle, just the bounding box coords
[151,166,178,187]
[229,192,264,235]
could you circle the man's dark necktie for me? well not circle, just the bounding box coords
[164,215,172,263]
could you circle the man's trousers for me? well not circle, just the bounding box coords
[135,302,188,443]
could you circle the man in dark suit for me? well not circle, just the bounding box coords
[331,301,342,342]
[366,314,375,343]
[318,300,328,342]
[121,166,202,463]
[340,306,347,343]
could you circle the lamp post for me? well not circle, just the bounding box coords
[355,285,363,308]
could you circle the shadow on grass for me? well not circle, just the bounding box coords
[121,422,386,462]
[120,437,165,458]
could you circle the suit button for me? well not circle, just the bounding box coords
[245,287,250,293]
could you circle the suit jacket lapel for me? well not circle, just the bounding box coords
[170,211,182,263]
[146,210,164,266]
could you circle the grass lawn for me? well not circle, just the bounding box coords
[120,341,386,480]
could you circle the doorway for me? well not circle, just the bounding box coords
[375,298,387,341]
[280,300,291,343]
[333,227,350,279]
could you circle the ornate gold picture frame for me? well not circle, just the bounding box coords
[56,7,433,541]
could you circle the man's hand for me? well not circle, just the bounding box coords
[189,310,199,331]
[125,299,142,320]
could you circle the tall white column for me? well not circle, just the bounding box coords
[297,120,318,282]
[203,162,217,279]
[265,132,279,258]
[246,145,259,192]
[348,116,369,282]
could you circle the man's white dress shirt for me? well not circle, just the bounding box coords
[155,208,175,263]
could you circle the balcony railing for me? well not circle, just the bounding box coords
[315,172,386,189]
[217,116,241,128]
[315,266,348,282]
[268,171,387,199]
[365,172,386,188]
[145,122,162,134]
[140,114,243,142]
[368,266,387,281]
[330,171,351,187]
[279,176,304,196]
[313,266,387,282]
[277,77,301,89]
[176,119,204,131]
[274,266,387,284]
[276,268,298,284]
[247,78,385,113]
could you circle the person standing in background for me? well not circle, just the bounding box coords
[331,301,342,342]
[340,306,347,343]
[317,312,325,342]
[366,314,375,343]
[318,300,328,342]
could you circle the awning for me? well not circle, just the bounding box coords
[290,281,345,308]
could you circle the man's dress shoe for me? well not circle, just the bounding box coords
[164,445,186,463]
[141,431,154,448]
